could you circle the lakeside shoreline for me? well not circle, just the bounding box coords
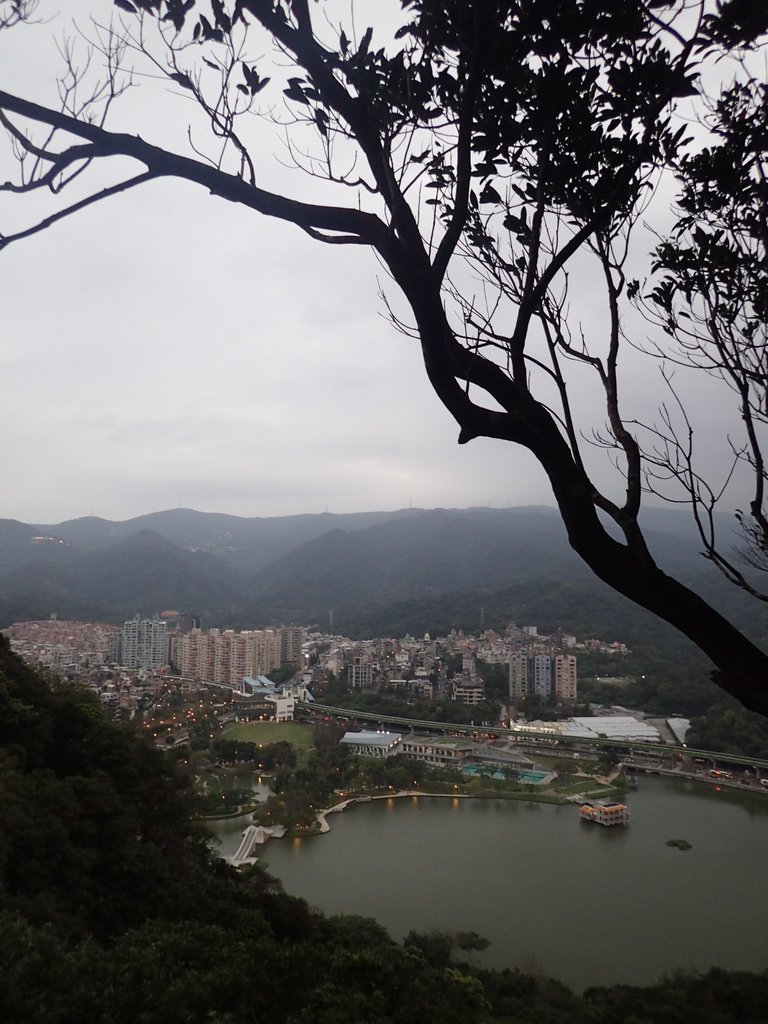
[306,766,768,838]
[210,760,768,844]
[311,784,600,836]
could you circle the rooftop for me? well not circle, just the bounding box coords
[340,731,402,748]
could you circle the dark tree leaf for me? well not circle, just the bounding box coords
[169,72,193,91]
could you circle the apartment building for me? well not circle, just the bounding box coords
[175,627,291,687]
[349,655,374,689]
[452,677,485,705]
[508,653,529,702]
[555,654,578,702]
[530,654,552,698]
[121,615,167,670]
[279,625,303,666]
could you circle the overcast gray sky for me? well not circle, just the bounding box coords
[0,1,752,526]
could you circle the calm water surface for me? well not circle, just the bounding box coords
[209,777,768,990]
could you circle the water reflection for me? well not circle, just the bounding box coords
[250,777,768,991]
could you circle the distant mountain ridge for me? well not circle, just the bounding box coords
[25,507,428,573]
[0,505,760,645]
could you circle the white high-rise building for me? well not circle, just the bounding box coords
[121,614,167,670]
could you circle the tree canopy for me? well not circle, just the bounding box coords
[1,0,767,709]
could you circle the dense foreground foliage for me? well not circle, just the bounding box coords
[1,636,767,1023]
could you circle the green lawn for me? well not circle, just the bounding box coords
[522,753,561,769]
[221,721,315,749]
[550,776,616,795]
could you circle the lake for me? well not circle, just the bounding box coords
[208,776,768,991]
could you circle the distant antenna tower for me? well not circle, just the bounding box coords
[329,608,334,629]
[480,605,485,629]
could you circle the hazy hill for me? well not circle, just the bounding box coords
[244,507,582,613]
[242,505,753,622]
[0,529,243,622]
[0,506,763,645]
[40,507,426,573]
[0,519,78,576]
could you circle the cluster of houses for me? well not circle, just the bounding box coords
[307,623,597,707]
[4,616,639,723]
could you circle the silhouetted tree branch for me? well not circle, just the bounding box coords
[639,76,768,597]
[1,0,768,713]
